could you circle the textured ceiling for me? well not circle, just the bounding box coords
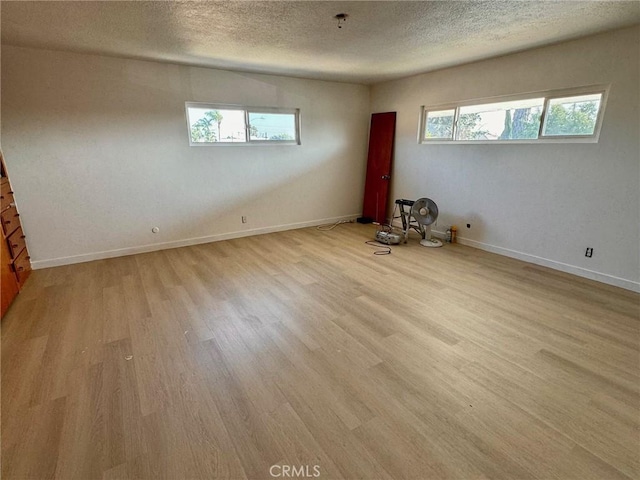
[2,1,640,84]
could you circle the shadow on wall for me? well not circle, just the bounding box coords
[2,46,369,263]
[150,151,363,244]
[21,147,364,264]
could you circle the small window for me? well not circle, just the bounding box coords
[248,112,298,142]
[185,103,300,145]
[541,93,603,137]
[424,109,455,140]
[187,106,246,143]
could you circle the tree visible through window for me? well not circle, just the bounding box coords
[499,108,542,140]
[190,110,223,142]
[425,109,455,139]
[420,87,605,143]
[248,112,296,141]
[542,94,602,136]
[456,98,543,141]
[456,111,491,140]
[187,107,246,143]
[185,103,300,145]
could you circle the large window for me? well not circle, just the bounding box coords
[419,86,607,144]
[186,103,300,145]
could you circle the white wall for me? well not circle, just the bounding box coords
[370,26,640,292]
[1,46,370,267]
[3,28,639,292]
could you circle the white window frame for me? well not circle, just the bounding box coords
[418,84,609,145]
[538,89,607,140]
[185,102,301,146]
[422,106,458,142]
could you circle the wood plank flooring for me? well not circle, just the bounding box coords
[2,224,639,480]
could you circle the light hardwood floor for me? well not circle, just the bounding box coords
[2,224,639,480]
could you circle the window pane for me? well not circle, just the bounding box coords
[424,109,455,139]
[248,112,297,141]
[456,98,544,141]
[187,107,246,143]
[542,93,602,136]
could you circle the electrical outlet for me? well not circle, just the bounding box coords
[585,247,593,258]
[241,216,247,224]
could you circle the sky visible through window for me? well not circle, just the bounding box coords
[248,113,296,141]
[188,108,246,142]
[422,90,603,142]
[188,107,297,143]
[457,98,544,140]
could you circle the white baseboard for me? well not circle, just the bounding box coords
[31,214,359,270]
[435,230,640,293]
[31,217,640,293]
[389,219,638,292]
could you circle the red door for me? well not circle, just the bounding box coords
[361,112,396,224]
